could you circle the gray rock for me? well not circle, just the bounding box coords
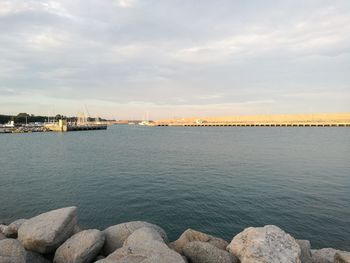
[124,227,165,247]
[95,255,105,261]
[103,221,167,255]
[26,250,51,263]
[18,206,78,254]
[169,229,228,254]
[54,229,105,263]
[227,225,301,263]
[297,240,313,263]
[0,224,8,234]
[335,251,350,263]
[183,241,238,263]
[311,248,338,263]
[97,244,185,263]
[97,227,185,263]
[0,239,26,263]
[4,219,27,238]
[0,232,5,240]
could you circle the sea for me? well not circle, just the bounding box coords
[0,125,349,250]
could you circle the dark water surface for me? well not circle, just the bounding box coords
[1,126,349,249]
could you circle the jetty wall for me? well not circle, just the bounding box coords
[153,113,350,127]
[1,206,349,262]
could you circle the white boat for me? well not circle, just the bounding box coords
[138,121,150,126]
[4,120,15,128]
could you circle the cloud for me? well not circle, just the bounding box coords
[0,0,350,118]
[115,0,137,8]
[27,32,69,50]
[173,7,350,63]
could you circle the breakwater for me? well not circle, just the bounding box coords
[152,113,350,127]
[1,207,349,263]
[0,126,49,134]
[0,206,350,263]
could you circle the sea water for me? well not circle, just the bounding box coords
[0,126,349,249]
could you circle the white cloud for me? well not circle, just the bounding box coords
[173,7,350,63]
[0,1,32,15]
[0,0,72,17]
[115,0,136,8]
[27,32,69,50]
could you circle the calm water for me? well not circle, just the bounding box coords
[0,126,349,249]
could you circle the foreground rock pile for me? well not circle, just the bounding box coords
[0,207,349,263]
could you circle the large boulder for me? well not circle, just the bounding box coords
[183,241,237,263]
[103,221,167,255]
[227,225,301,263]
[311,248,338,263]
[97,246,185,263]
[4,219,27,238]
[26,250,51,263]
[54,229,105,263]
[97,227,185,263]
[169,229,228,254]
[335,251,350,263]
[297,240,313,263]
[0,239,26,263]
[124,226,166,247]
[18,206,78,254]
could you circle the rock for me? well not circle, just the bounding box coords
[335,251,350,263]
[103,221,167,255]
[0,224,8,234]
[124,227,165,247]
[227,225,301,263]
[97,243,185,263]
[0,239,26,263]
[0,232,5,240]
[183,241,238,263]
[4,219,27,238]
[297,240,313,263]
[26,250,51,263]
[97,227,185,263]
[95,255,105,260]
[169,229,228,254]
[18,206,78,254]
[54,229,105,263]
[311,248,338,263]
[97,246,185,263]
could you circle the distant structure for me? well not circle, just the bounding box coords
[44,117,107,132]
[3,120,15,128]
[151,113,350,127]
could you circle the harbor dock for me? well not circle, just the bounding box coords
[44,120,107,132]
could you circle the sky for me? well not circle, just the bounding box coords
[0,0,350,119]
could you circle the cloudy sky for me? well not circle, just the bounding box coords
[0,0,350,119]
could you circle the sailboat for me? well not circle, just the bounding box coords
[138,111,150,126]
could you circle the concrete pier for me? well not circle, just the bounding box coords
[152,113,350,127]
[44,120,107,132]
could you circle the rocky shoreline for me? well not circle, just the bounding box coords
[0,207,349,263]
